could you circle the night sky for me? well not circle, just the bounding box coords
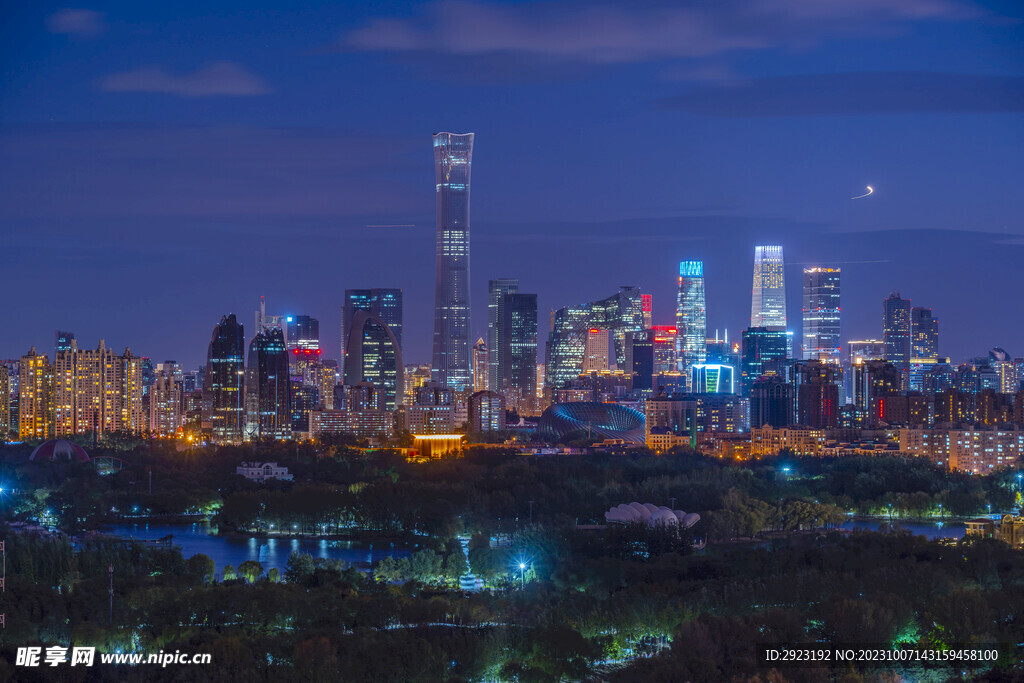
[2,0,1022,369]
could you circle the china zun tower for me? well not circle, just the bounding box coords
[431,132,474,391]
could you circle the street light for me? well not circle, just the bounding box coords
[519,562,527,589]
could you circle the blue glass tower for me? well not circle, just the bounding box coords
[431,132,474,391]
[676,260,707,387]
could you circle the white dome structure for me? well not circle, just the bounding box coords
[604,503,700,528]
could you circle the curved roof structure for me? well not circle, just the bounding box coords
[605,502,700,528]
[537,402,645,444]
[29,439,90,463]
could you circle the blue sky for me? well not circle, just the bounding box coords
[1,0,1022,367]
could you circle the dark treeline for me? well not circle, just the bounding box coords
[2,438,1017,537]
[2,525,1024,681]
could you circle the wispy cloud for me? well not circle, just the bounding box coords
[98,62,271,97]
[46,8,105,38]
[343,0,978,65]
[658,72,1024,116]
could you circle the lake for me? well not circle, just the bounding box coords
[839,518,966,540]
[105,522,411,576]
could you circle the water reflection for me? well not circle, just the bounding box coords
[106,522,410,574]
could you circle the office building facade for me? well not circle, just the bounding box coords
[342,311,404,411]
[431,132,474,391]
[245,329,292,440]
[751,246,787,331]
[884,292,912,390]
[547,287,645,390]
[676,260,707,386]
[342,289,403,363]
[802,267,840,362]
[202,314,245,443]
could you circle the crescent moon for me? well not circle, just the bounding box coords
[851,185,874,199]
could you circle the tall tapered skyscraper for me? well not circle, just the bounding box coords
[676,261,707,387]
[431,132,474,391]
[751,246,787,331]
[802,267,841,362]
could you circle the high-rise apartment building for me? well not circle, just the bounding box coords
[342,311,404,411]
[52,339,144,436]
[751,246,787,331]
[149,370,181,436]
[487,278,518,393]
[547,287,645,390]
[19,348,53,440]
[884,292,912,390]
[245,328,291,440]
[676,261,707,386]
[802,267,840,362]
[0,365,9,439]
[341,289,403,363]
[202,314,245,443]
[431,132,474,391]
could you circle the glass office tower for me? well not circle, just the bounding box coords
[676,260,707,387]
[245,328,291,441]
[343,311,404,411]
[546,287,645,390]
[203,314,245,443]
[341,289,403,362]
[802,267,841,362]
[751,245,787,331]
[487,278,518,394]
[883,292,912,390]
[431,132,474,391]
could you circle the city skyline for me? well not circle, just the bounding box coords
[2,2,1022,369]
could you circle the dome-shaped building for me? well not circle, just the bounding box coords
[537,402,645,444]
[29,439,90,463]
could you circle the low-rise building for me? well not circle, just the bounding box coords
[236,461,293,482]
[750,425,826,457]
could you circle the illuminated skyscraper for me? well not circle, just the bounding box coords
[676,260,706,386]
[750,245,787,331]
[473,338,488,392]
[285,315,319,351]
[342,289,403,363]
[343,311,404,411]
[883,292,912,390]
[802,267,841,362]
[740,327,790,395]
[546,287,645,390]
[431,132,474,391]
[911,307,938,361]
[487,278,518,393]
[202,314,245,443]
[55,330,75,354]
[245,329,291,440]
[502,292,538,414]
